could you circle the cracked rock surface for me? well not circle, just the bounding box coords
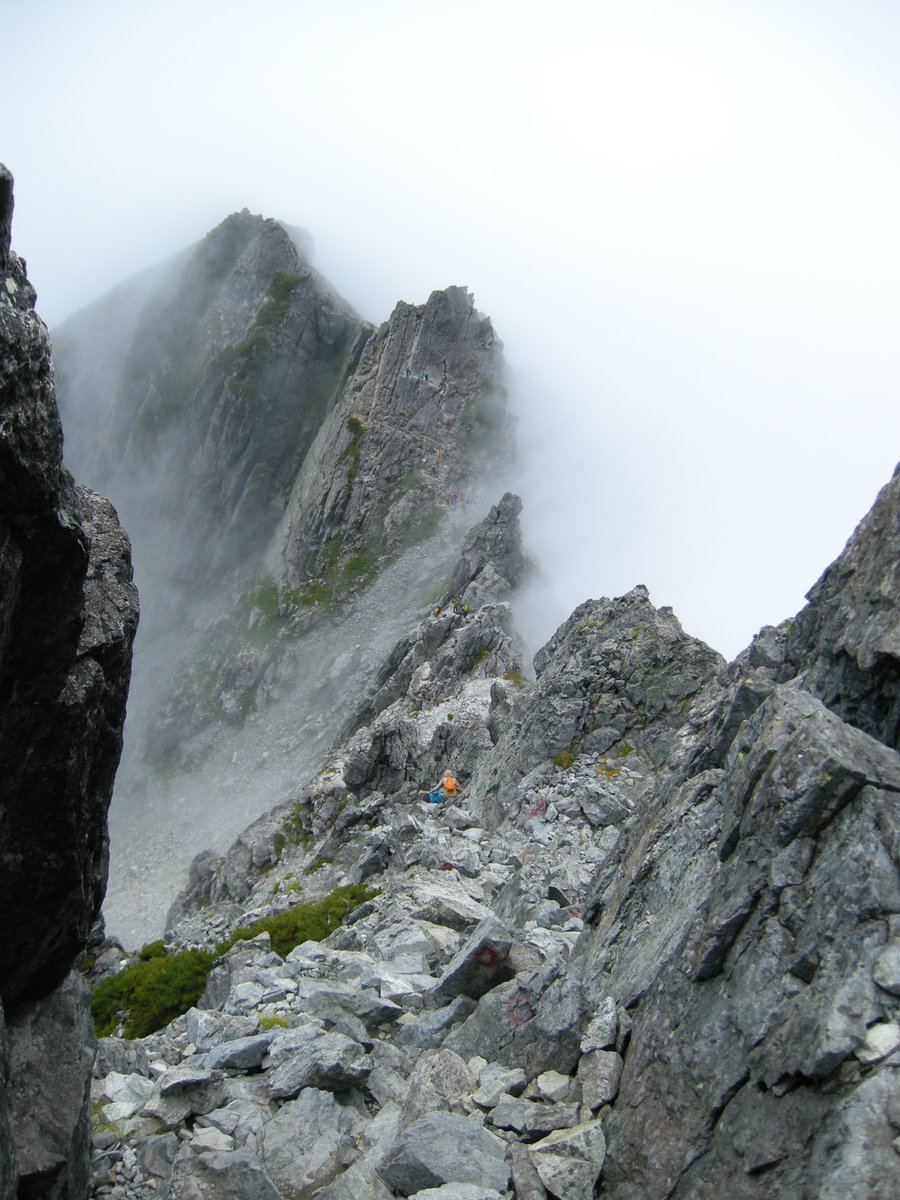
[86,465,900,1198]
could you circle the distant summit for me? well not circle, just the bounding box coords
[54,210,512,758]
[52,209,515,937]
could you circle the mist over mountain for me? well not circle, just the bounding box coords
[4,169,899,1200]
[53,212,513,945]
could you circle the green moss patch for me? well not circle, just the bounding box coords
[91,884,376,1038]
[338,415,366,484]
[91,947,216,1040]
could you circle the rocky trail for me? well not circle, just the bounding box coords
[85,480,900,1199]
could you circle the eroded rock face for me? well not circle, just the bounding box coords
[272,285,508,587]
[788,464,900,750]
[0,173,139,1007]
[128,466,900,1200]
[6,975,96,1200]
[55,210,367,587]
[470,583,724,819]
[0,165,138,1200]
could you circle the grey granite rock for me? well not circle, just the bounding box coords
[509,1141,548,1200]
[142,1065,226,1129]
[0,173,138,1006]
[393,995,477,1051]
[486,1095,580,1134]
[257,1088,361,1196]
[184,1007,260,1049]
[275,286,506,589]
[398,1049,477,1128]
[470,584,722,818]
[133,1134,178,1192]
[93,1037,151,1079]
[576,1049,623,1109]
[179,1148,282,1200]
[444,972,585,1081]
[424,917,514,1008]
[787,465,900,751]
[266,1026,370,1097]
[0,1003,14,1200]
[311,1158,395,1199]
[377,1111,508,1195]
[5,973,95,1200]
[204,1033,274,1071]
[527,1119,606,1200]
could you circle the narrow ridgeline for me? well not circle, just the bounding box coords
[54,215,509,775]
[88,467,899,1199]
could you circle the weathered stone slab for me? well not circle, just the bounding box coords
[378,1111,508,1195]
[487,1095,580,1134]
[257,1088,360,1196]
[204,1033,274,1071]
[5,974,95,1200]
[577,1049,623,1109]
[188,1148,282,1200]
[444,974,584,1080]
[394,995,477,1051]
[266,1027,370,1097]
[142,1066,226,1129]
[424,917,514,1008]
[185,1008,259,1050]
[527,1119,606,1200]
[399,1050,476,1128]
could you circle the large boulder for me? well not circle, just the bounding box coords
[257,1088,362,1196]
[377,1111,509,1196]
[4,974,95,1200]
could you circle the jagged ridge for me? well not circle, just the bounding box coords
[87,468,900,1199]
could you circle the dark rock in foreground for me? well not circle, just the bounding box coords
[0,164,138,1200]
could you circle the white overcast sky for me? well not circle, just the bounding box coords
[4,0,899,659]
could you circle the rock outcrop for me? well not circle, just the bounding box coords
[55,210,367,587]
[787,464,900,749]
[53,222,510,792]
[270,284,507,586]
[0,165,138,1200]
[82,463,900,1200]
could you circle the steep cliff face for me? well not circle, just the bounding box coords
[0,167,138,1200]
[55,218,509,754]
[56,211,368,589]
[787,465,900,749]
[270,285,507,586]
[0,169,139,1006]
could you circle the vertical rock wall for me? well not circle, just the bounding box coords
[0,165,139,1200]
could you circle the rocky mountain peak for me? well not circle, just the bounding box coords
[0,164,13,269]
[444,491,526,607]
[270,283,508,590]
[787,463,900,749]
